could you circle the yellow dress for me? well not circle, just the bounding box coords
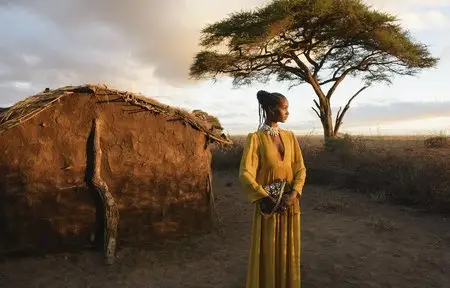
[239,129,307,288]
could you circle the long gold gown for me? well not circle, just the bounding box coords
[239,129,307,288]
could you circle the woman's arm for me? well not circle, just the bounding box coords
[291,131,307,196]
[239,133,270,203]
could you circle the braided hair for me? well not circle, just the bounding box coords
[256,90,286,129]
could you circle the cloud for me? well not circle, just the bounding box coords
[251,101,450,135]
[0,0,267,85]
[339,101,450,126]
[216,100,450,134]
[0,0,270,105]
[442,46,450,62]
[368,0,450,8]
[366,0,450,31]
[0,0,447,109]
[399,10,449,30]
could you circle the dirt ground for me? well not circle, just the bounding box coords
[1,171,449,288]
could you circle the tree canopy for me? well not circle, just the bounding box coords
[189,0,439,138]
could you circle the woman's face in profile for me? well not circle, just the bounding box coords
[270,98,289,123]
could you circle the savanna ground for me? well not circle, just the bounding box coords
[1,134,450,287]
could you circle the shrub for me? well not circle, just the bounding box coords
[211,137,245,171]
[424,136,448,148]
[323,134,367,154]
[212,134,450,213]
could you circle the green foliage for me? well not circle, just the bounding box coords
[190,0,439,140]
[192,109,224,130]
[190,0,438,87]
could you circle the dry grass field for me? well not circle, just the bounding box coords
[1,134,449,287]
[214,134,450,212]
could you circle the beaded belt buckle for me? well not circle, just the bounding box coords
[260,179,291,216]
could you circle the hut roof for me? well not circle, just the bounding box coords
[0,84,232,144]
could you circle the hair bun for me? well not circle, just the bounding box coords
[257,90,270,104]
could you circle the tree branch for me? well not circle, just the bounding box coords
[313,99,321,112]
[335,106,343,131]
[280,32,308,50]
[318,46,356,86]
[314,28,380,78]
[334,85,369,135]
[276,58,309,80]
[304,50,319,71]
[280,31,318,70]
[311,107,321,118]
[325,50,381,99]
[287,51,313,80]
[314,43,347,78]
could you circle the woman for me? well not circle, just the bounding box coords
[239,90,307,288]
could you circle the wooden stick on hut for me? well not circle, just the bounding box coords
[91,118,119,264]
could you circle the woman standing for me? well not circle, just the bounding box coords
[239,90,307,288]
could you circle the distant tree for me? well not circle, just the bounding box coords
[189,0,438,140]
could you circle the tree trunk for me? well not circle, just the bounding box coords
[310,79,368,141]
[320,101,336,141]
[309,79,337,142]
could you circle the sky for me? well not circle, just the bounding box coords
[0,0,449,136]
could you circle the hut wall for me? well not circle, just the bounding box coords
[0,92,212,255]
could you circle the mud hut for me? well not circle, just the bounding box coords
[0,84,231,262]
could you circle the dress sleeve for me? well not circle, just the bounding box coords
[239,132,269,203]
[291,131,307,195]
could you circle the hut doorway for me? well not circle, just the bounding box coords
[84,118,119,264]
[84,120,104,250]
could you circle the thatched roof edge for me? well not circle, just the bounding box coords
[0,84,232,145]
[0,107,7,116]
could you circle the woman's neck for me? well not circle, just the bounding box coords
[264,120,278,128]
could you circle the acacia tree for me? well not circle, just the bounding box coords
[189,0,438,140]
